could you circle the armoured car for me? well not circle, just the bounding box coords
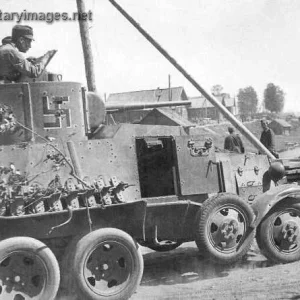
[1,1,300,299]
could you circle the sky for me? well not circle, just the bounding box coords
[1,0,300,112]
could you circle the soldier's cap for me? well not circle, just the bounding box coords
[2,36,12,45]
[261,119,269,125]
[228,126,234,133]
[12,25,34,41]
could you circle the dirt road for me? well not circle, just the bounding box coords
[131,242,300,300]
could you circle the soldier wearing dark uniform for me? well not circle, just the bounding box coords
[0,25,45,82]
[224,126,245,153]
[260,120,279,158]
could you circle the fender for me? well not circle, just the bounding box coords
[251,184,300,227]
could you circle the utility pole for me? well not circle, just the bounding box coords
[76,0,97,92]
[108,0,275,159]
[168,74,172,101]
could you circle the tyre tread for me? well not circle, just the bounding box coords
[195,193,255,264]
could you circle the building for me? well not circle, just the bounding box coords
[106,87,189,125]
[187,94,237,123]
[269,119,292,135]
[139,108,194,129]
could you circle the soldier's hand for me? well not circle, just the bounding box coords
[27,56,37,64]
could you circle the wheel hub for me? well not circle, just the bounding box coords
[220,219,239,240]
[207,205,247,252]
[101,263,109,271]
[91,259,115,280]
[4,273,27,291]
[0,252,46,298]
[84,241,132,296]
[281,221,299,244]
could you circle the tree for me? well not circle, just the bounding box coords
[237,86,258,119]
[211,84,223,96]
[263,83,285,113]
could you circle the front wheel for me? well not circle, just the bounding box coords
[0,237,60,300]
[70,228,144,300]
[195,193,255,264]
[256,200,300,263]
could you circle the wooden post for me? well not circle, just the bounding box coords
[76,0,97,92]
[168,74,171,101]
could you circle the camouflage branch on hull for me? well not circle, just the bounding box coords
[0,107,131,217]
[0,104,18,134]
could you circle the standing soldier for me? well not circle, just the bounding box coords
[224,126,245,153]
[260,120,279,158]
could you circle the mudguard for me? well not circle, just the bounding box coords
[251,184,300,227]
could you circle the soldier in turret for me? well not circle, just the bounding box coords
[0,25,47,82]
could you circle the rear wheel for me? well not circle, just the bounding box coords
[68,228,143,300]
[195,193,255,264]
[0,237,60,300]
[256,200,300,263]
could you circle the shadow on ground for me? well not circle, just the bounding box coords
[140,243,274,287]
[56,242,279,300]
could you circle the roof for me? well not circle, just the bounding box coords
[189,96,214,108]
[189,94,235,109]
[140,108,195,127]
[271,119,292,128]
[107,87,188,104]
